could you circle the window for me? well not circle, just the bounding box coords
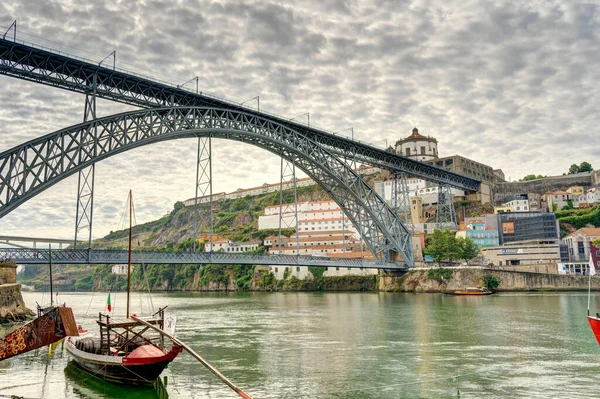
[297,267,300,272]
[420,146,426,155]
[275,267,278,272]
[336,267,340,271]
[405,148,411,156]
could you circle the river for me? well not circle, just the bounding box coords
[1,291,600,398]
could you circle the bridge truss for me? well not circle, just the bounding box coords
[0,38,479,190]
[0,107,413,264]
[0,37,484,267]
[0,248,406,269]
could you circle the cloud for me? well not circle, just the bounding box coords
[0,0,599,239]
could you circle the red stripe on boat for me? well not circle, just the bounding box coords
[122,345,182,365]
[588,316,600,346]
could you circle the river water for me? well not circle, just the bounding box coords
[1,291,600,398]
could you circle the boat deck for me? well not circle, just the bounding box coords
[96,317,162,328]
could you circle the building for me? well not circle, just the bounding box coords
[482,239,562,266]
[261,200,379,279]
[111,264,127,275]
[455,217,499,248]
[493,169,506,183]
[500,194,530,212]
[427,154,496,184]
[205,238,261,253]
[374,180,464,208]
[562,228,600,262]
[394,127,438,161]
[497,212,559,245]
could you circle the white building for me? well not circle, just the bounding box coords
[563,228,600,262]
[375,180,464,208]
[260,200,378,279]
[501,198,529,212]
[205,239,261,253]
[111,264,127,275]
[394,127,438,161]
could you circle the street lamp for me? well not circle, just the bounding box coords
[290,112,310,127]
[178,76,199,93]
[334,127,354,140]
[240,96,260,111]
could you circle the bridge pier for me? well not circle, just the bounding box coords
[437,184,457,229]
[74,72,97,249]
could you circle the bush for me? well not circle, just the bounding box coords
[308,266,326,279]
[482,274,500,290]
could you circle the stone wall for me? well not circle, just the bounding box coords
[381,268,600,292]
[0,263,16,285]
[494,173,594,202]
[0,283,34,321]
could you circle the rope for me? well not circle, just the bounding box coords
[142,263,155,313]
[84,289,96,317]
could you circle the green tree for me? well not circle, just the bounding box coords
[423,229,461,263]
[457,237,479,262]
[568,164,580,174]
[593,238,600,248]
[522,174,537,181]
[171,201,184,216]
[579,161,593,173]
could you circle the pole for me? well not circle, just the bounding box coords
[132,316,253,399]
[588,269,592,317]
[49,244,53,306]
[127,190,132,319]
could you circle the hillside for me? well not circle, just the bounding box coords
[17,171,486,292]
[555,205,600,237]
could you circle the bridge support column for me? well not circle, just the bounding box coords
[437,184,457,229]
[278,158,299,255]
[193,136,213,252]
[391,172,413,232]
[74,72,97,249]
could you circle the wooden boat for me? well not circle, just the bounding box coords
[0,245,79,361]
[588,314,600,345]
[65,190,182,384]
[447,287,494,295]
[0,305,78,361]
[65,308,182,384]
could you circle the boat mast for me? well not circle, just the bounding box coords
[126,190,132,318]
[49,243,53,306]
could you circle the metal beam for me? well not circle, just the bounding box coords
[0,248,406,270]
[0,107,413,265]
[0,38,479,191]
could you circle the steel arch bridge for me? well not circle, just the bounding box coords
[0,38,480,191]
[0,107,413,264]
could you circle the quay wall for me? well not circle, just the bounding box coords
[0,261,34,322]
[380,268,600,292]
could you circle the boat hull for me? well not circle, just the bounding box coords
[0,306,78,361]
[588,316,600,346]
[446,291,494,295]
[66,338,179,384]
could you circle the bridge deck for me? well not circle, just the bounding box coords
[0,248,408,270]
[0,38,479,191]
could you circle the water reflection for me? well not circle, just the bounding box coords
[1,292,600,398]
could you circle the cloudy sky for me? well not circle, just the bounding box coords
[1,0,599,241]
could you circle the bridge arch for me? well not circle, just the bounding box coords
[0,107,412,264]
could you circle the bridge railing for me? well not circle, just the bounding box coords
[0,34,386,151]
[0,248,406,269]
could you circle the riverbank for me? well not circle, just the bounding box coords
[381,268,600,292]
[19,266,600,294]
